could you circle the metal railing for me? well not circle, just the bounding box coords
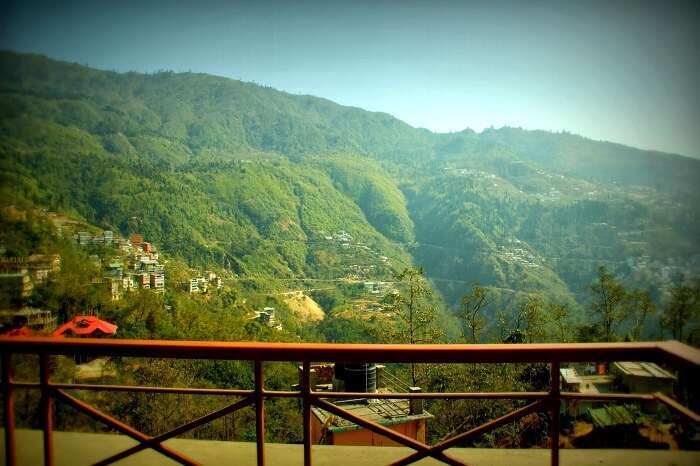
[1,337,699,466]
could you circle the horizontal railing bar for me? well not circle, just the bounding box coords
[654,392,700,422]
[50,383,254,396]
[8,384,675,403]
[310,391,549,399]
[262,390,301,398]
[3,338,697,366]
[656,341,700,369]
[9,382,39,389]
[559,392,655,401]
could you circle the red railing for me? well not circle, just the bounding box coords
[1,337,699,466]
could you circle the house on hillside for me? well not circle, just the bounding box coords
[251,307,282,330]
[0,308,57,334]
[0,272,33,308]
[150,272,165,293]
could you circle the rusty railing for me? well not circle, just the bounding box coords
[1,337,699,466]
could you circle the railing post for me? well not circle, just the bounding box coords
[40,353,54,466]
[549,361,560,466]
[254,360,265,466]
[302,361,312,466]
[2,353,16,466]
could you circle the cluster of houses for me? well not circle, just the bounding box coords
[321,231,391,278]
[324,230,354,243]
[449,167,498,180]
[80,233,166,301]
[560,361,679,448]
[495,243,541,269]
[184,270,223,293]
[363,281,395,297]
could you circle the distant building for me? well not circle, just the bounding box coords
[130,233,143,247]
[76,231,91,246]
[139,257,158,273]
[186,278,199,293]
[252,307,282,330]
[142,242,153,253]
[0,254,60,283]
[0,272,33,308]
[0,308,56,333]
[102,230,113,246]
[137,273,150,289]
[196,277,208,292]
[150,272,165,293]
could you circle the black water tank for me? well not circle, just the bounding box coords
[336,362,377,393]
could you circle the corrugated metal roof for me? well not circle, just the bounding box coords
[613,361,676,380]
[311,397,432,433]
[588,405,636,428]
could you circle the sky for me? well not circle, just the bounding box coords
[1,0,699,157]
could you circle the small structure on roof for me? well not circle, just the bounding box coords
[53,315,117,338]
[303,363,432,446]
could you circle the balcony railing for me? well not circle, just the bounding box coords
[1,337,699,466]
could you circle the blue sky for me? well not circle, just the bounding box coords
[1,0,698,157]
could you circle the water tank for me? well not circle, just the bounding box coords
[334,362,377,393]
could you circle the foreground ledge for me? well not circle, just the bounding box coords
[2,430,699,466]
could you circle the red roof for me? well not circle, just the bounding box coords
[53,316,118,338]
[2,326,34,337]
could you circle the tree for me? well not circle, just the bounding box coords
[383,266,442,385]
[517,296,547,343]
[460,284,491,343]
[628,289,655,341]
[549,303,570,342]
[661,285,699,343]
[587,266,630,342]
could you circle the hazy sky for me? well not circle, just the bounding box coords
[1,0,698,157]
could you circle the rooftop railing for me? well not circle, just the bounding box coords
[1,337,699,466]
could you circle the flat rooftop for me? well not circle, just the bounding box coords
[311,396,432,432]
[613,361,676,380]
[3,429,699,466]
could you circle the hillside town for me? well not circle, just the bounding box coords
[0,208,232,341]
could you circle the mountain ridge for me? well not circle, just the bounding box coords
[3,49,698,161]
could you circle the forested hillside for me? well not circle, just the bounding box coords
[2,50,699,330]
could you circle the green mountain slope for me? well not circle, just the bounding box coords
[1,51,699,319]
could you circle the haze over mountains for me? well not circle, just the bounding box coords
[2,51,699,321]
